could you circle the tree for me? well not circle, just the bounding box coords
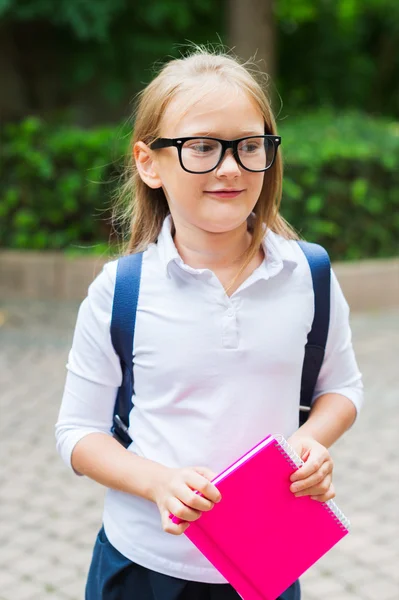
[228,0,276,79]
[0,0,225,123]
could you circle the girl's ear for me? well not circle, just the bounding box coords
[134,142,163,189]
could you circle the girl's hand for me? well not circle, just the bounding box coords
[287,436,335,502]
[152,465,221,535]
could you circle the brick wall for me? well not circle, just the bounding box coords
[1,250,398,311]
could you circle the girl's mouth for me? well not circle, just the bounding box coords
[204,190,244,198]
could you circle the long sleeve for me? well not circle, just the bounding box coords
[55,260,122,471]
[311,270,364,417]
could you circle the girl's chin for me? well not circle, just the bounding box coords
[197,217,250,235]
[197,208,251,233]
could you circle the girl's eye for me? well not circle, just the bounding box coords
[185,140,219,154]
[240,141,262,153]
[192,144,212,153]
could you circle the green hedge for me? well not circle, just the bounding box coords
[280,111,399,260]
[0,117,125,251]
[1,112,398,260]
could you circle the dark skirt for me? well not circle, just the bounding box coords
[86,527,301,600]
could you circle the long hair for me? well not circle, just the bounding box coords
[114,46,297,260]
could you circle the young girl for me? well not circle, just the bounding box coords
[56,48,363,600]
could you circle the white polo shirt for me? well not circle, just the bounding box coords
[56,215,363,583]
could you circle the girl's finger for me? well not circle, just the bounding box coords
[167,497,201,523]
[177,484,215,512]
[310,483,336,503]
[291,452,332,482]
[293,474,332,498]
[194,466,217,481]
[290,463,332,494]
[185,470,222,504]
[162,510,191,535]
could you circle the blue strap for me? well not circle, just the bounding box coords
[297,241,331,425]
[110,243,330,446]
[110,253,143,447]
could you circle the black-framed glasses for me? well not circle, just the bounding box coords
[150,135,281,174]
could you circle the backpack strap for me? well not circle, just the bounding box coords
[110,252,143,447]
[109,244,330,446]
[297,241,331,426]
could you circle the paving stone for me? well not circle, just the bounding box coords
[32,563,77,587]
[301,574,347,597]
[356,574,399,600]
[0,300,398,600]
[338,560,381,586]
[320,593,358,600]
[0,543,28,566]
[357,541,397,566]
[59,578,86,599]
[0,571,17,590]
[12,554,51,577]
[0,581,46,600]
[378,559,399,584]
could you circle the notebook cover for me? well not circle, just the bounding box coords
[173,435,349,600]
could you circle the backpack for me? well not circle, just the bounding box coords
[110,241,331,447]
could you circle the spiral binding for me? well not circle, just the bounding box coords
[273,434,351,532]
[324,499,351,531]
[273,434,305,469]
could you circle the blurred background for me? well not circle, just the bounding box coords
[0,1,398,600]
[0,0,398,258]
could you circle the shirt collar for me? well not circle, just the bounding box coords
[260,227,298,280]
[157,215,179,270]
[156,214,298,280]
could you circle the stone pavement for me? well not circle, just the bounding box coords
[0,300,398,600]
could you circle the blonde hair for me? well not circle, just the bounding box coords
[114,47,297,260]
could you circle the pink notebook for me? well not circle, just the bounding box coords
[171,434,350,600]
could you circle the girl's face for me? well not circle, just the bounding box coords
[136,83,266,235]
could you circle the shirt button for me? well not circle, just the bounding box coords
[227,308,234,317]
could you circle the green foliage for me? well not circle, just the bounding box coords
[1,0,225,112]
[1,112,398,260]
[0,0,127,40]
[1,1,397,120]
[276,0,399,116]
[0,117,127,250]
[0,0,218,40]
[279,110,399,259]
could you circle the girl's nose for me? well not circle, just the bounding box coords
[215,150,241,177]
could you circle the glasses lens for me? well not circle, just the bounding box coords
[181,138,222,173]
[238,137,275,171]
